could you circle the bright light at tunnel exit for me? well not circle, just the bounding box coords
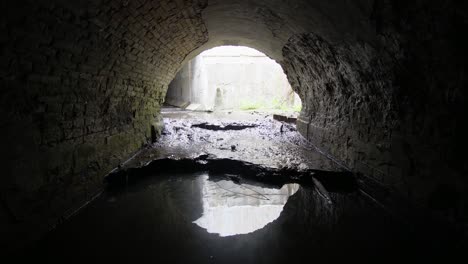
[165,45,302,112]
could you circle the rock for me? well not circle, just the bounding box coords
[273,114,297,124]
[298,163,308,171]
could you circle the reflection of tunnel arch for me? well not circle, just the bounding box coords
[2,0,468,248]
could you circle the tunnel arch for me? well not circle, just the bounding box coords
[164,44,302,112]
[2,0,468,249]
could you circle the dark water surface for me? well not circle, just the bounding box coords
[29,171,461,263]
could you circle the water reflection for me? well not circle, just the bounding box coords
[193,175,300,236]
[30,172,460,263]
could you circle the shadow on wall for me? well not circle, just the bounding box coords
[165,46,301,112]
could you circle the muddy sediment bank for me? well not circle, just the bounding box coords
[121,110,343,172]
[106,155,357,194]
[107,110,355,194]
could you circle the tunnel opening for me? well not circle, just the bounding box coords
[164,45,301,113]
[156,45,305,159]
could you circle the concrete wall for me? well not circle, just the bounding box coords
[166,46,300,111]
[165,55,208,108]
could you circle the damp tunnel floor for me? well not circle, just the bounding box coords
[23,109,465,262]
[27,171,461,263]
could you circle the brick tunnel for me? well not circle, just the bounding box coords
[2,0,468,261]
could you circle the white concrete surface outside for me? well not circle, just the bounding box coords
[165,46,301,111]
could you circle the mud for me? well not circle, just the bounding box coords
[122,109,342,173]
[110,109,353,194]
[107,155,356,194]
[191,122,258,131]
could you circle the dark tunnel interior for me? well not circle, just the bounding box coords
[1,0,468,262]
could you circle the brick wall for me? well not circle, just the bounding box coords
[1,0,208,249]
[282,1,468,227]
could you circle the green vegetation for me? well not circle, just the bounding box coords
[293,104,302,112]
[239,98,301,112]
[239,101,264,110]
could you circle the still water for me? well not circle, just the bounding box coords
[30,172,459,263]
[193,175,299,236]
